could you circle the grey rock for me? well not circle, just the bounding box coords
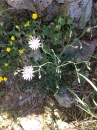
[6,0,53,11]
[67,0,93,29]
[65,40,97,62]
[6,0,31,10]
[20,116,43,130]
[55,88,75,108]
[34,49,41,61]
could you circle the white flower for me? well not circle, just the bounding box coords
[86,27,92,32]
[28,36,41,50]
[22,66,34,81]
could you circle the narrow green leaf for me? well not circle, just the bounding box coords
[78,73,97,92]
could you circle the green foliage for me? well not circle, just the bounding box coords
[0,11,74,82]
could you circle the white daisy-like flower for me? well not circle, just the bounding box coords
[22,66,34,81]
[28,36,41,50]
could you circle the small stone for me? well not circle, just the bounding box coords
[20,115,43,130]
[55,88,75,108]
[55,120,69,130]
[34,49,41,61]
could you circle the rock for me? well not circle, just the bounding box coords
[55,120,70,130]
[55,88,75,108]
[6,0,53,11]
[34,49,41,61]
[20,115,43,130]
[65,40,97,62]
[6,0,31,10]
[66,0,93,28]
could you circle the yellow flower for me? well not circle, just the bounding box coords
[10,41,13,45]
[6,47,11,52]
[32,13,38,20]
[0,76,3,82]
[3,77,8,81]
[4,63,9,67]
[29,35,33,39]
[15,25,19,29]
[19,49,24,55]
[2,4,4,7]
[11,36,15,41]
[24,21,30,27]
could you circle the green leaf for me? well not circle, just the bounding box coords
[51,32,62,45]
[66,17,72,25]
[8,30,17,35]
[58,17,65,26]
[78,73,97,92]
[42,25,50,36]
[0,91,4,99]
[0,28,3,35]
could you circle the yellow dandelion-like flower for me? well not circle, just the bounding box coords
[15,25,19,29]
[24,21,30,27]
[10,41,13,45]
[19,49,24,55]
[2,4,4,7]
[29,35,33,39]
[32,13,38,20]
[0,76,3,82]
[4,63,9,67]
[11,36,15,41]
[3,77,8,81]
[6,47,11,52]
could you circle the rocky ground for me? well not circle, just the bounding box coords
[0,74,97,130]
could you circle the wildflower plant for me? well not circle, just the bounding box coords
[0,11,75,88]
[0,10,92,92]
